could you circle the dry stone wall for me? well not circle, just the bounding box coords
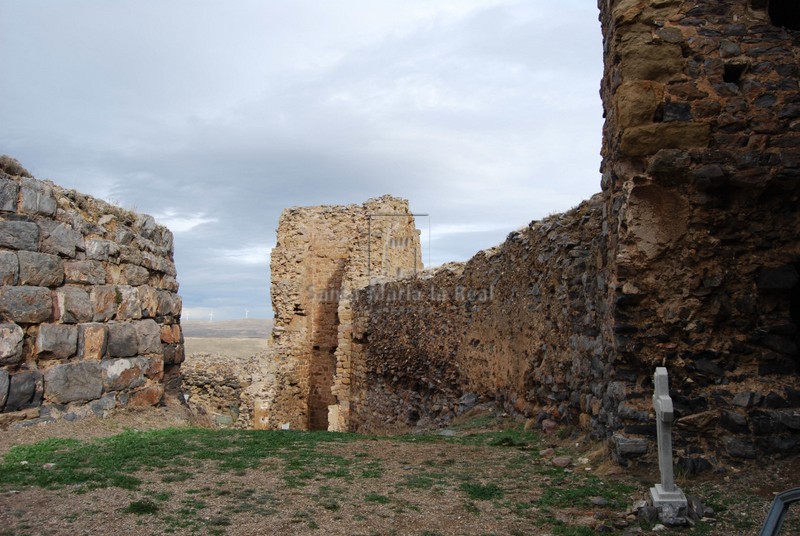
[0,162,183,429]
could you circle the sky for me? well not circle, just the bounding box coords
[0,0,604,320]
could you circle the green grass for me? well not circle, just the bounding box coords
[460,482,504,500]
[122,499,160,515]
[364,492,391,504]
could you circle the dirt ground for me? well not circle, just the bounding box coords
[1,405,798,536]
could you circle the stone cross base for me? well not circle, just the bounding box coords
[650,484,687,508]
[650,484,688,525]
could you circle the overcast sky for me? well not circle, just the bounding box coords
[0,0,604,320]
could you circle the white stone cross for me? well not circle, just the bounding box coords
[649,367,687,512]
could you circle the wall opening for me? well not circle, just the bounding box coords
[769,0,800,30]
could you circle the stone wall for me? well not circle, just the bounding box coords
[597,0,800,461]
[0,161,183,428]
[265,196,421,431]
[262,0,800,464]
[343,196,607,434]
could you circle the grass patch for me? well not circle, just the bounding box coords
[122,499,160,515]
[460,482,504,500]
[364,492,391,504]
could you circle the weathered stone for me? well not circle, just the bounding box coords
[0,286,52,323]
[64,260,106,285]
[0,220,39,251]
[76,322,106,360]
[116,286,142,320]
[39,221,83,258]
[162,343,185,365]
[612,433,649,457]
[20,178,57,216]
[35,323,78,359]
[56,285,93,323]
[144,355,164,380]
[619,42,684,83]
[101,357,146,391]
[5,371,43,411]
[0,176,19,211]
[127,384,164,408]
[160,324,182,344]
[0,323,24,365]
[123,264,149,286]
[44,361,103,404]
[90,285,118,322]
[722,436,756,459]
[0,251,18,285]
[156,290,181,317]
[552,456,572,467]
[731,391,759,408]
[85,239,119,261]
[616,81,665,128]
[620,123,711,157]
[106,323,138,357]
[138,285,159,317]
[0,369,8,409]
[135,319,162,354]
[17,251,64,287]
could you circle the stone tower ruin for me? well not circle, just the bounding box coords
[265,196,421,431]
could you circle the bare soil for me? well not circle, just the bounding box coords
[1,406,798,536]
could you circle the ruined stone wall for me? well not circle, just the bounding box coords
[598,0,800,461]
[344,196,608,434]
[0,165,182,429]
[266,196,421,431]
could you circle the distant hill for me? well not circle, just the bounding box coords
[182,318,273,339]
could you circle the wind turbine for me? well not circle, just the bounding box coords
[245,309,250,319]
[209,311,213,323]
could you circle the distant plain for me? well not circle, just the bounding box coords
[183,318,272,358]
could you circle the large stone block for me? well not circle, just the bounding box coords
[90,285,118,322]
[127,384,163,408]
[116,286,142,320]
[85,239,119,261]
[0,323,24,365]
[0,251,18,285]
[0,176,19,211]
[134,319,162,355]
[35,323,78,359]
[44,361,103,404]
[56,285,93,323]
[39,221,83,258]
[157,291,182,317]
[17,251,65,287]
[0,220,39,251]
[138,285,159,318]
[0,286,52,323]
[106,323,138,357]
[78,323,107,360]
[19,178,57,216]
[5,371,43,411]
[0,369,8,409]
[64,260,106,285]
[102,357,146,391]
[620,123,711,157]
[160,324,182,344]
[616,81,665,129]
[123,264,149,286]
